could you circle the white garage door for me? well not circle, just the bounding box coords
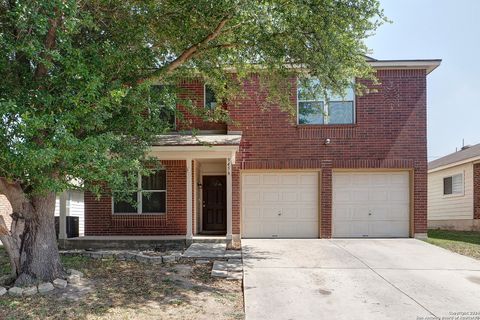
[242,172,319,238]
[333,171,410,238]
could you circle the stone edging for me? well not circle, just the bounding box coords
[0,269,82,298]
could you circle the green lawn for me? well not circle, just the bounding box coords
[425,229,480,260]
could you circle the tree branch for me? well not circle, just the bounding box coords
[144,16,231,84]
[34,12,61,79]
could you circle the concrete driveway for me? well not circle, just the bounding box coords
[242,239,480,320]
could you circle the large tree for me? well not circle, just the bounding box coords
[0,0,385,286]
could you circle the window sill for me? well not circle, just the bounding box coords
[441,193,465,199]
[296,123,357,128]
[112,213,167,216]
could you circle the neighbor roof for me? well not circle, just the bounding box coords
[428,143,480,171]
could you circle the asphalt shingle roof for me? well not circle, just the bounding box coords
[428,143,480,170]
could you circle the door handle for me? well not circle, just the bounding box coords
[278,210,282,216]
[368,210,372,216]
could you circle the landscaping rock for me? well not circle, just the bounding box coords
[211,261,228,278]
[38,282,54,294]
[8,287,23,296]
[225,250,242,259]
[227,259,243,272]
[88,252,104,259]
[67,274,81,284]
[53,278,68,289]
[23,286,38,296]
[0,286,7,296]
[227,272,243,281]
[195,259,210,264]
[162,255,176,263]
[67,269,84,278]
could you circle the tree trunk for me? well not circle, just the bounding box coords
[0,179,65,286]
[15,193,65,286]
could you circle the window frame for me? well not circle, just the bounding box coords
[204,84,217,110]
[296,80,356,125]
[442,173,464,197]
[112,170,167,215]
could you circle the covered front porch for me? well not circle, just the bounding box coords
[150,134,240,242]
[58,134,241,249]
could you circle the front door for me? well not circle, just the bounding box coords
[202,176,227,233]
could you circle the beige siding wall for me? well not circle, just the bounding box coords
[428,163,473,220]
[54,191,85,236]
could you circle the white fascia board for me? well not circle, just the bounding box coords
[368,60,442,74]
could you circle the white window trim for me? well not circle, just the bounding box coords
[112,171,167,215]
[442,173,465,198]
[296,82,356,125]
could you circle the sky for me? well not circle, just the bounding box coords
[365,0,480,161]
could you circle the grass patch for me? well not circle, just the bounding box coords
[425,229,480,260]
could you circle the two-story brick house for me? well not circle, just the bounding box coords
[83,58,440,243]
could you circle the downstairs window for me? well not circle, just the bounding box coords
[113,170,167,214]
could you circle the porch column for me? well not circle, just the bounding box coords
[226,158,233,240]
[59,191,68,240]
[186,158,193,239]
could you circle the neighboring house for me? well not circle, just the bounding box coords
[54,190,85,237]
[0,191,85,237]
[82,58,441,241]
[428,143,480,231]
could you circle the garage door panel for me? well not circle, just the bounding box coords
[244,191,260,202]
[281,175,299,185]
[242,172,319,238]
[244,207,261,219]
[244,175,261,185]
[282,192,298,202]
[278,222,317,238]
[333,171,410,238]
[263,175,279,185]
[300,174,317,185]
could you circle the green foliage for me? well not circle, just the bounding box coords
[0,0,385,197]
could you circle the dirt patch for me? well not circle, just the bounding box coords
[0,249,244,320]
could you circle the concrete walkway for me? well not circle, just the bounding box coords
[242,239,480,320]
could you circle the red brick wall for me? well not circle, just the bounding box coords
[84,69,429,238]
[228,69,428,237]
[85,160,187,236]
[176,79,227,132]
[474,163,480,220]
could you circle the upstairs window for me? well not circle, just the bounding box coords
[443,173,464,196]
[113,170,167,214]
[297,79,355,125]
[204,85,217,110]
[151,85,176,130]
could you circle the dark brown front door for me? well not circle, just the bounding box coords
[202,176,227,233]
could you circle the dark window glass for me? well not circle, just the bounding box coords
[205,86,216,110]
[142,192,166,213]
[443,177,453,195]
[142,170,166,190]
[113,192,138,213]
